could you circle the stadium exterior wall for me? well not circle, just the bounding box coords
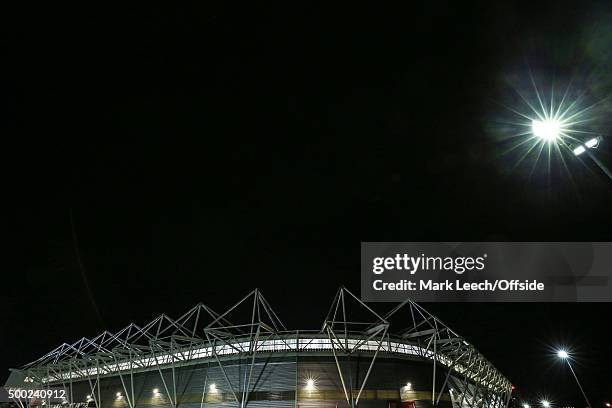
[40,353,455,408]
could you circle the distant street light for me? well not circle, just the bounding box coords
[557,350,592,408]
[542,400,551,408]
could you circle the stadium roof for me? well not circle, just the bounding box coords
[14,287,512,398]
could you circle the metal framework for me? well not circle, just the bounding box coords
[9,287,513,408]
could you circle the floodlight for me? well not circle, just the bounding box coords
[541,400,550,408]
[305,378,316,391]
[573,146,586,156]
[501,76,612,182]
[585,137,600,149]
[532,119,561,142]
[152,388,159,395]
[557,350,569,359]
[209,383,217,393]
[116,392,122,398]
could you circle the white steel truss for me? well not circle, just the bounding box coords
[11,288,513,408]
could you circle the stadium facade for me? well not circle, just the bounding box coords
[5,288,512,408]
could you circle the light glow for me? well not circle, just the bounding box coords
[524,404,531,408]
[209,383,217,393]
[152,388,160,395]
[542,400,551,408]
[532,119,562,142]
[116,392,122,398]
[405,382,412,390]
[557,350,569,359]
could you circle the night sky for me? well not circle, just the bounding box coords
[4,1,612,407]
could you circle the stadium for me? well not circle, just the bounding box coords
[4,288,512,408]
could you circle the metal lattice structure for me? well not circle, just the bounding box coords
[7,287,513,408]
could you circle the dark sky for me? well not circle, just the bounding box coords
[4,1,612,407]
